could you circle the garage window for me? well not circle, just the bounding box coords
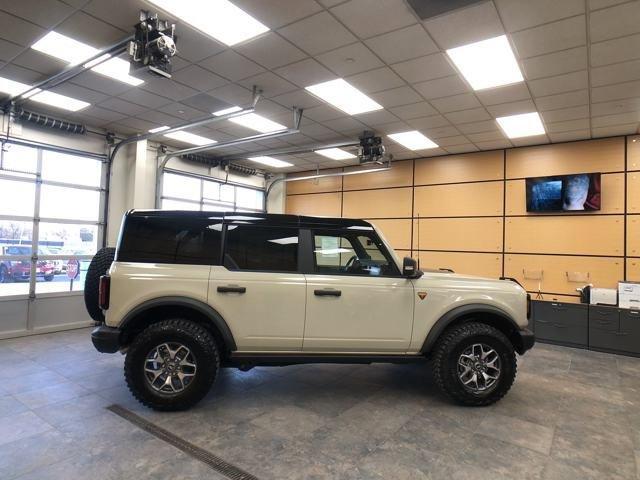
[0,142,106,298]
[160,171,265,213]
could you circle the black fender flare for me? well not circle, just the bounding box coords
[420,303,520,354]
[120,296,237,351]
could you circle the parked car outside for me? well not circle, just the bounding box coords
[0,245,55,282]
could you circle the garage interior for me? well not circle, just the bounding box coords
[1,0,640,479]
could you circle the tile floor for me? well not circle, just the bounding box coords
[1,327,639,479]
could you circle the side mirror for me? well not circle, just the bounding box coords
[402,257,423,279]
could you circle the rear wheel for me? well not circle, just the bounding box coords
[124,319,219,411]
[432,322,516,406]
[84,247,115,322]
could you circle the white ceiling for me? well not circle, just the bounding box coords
[0,0,639,172]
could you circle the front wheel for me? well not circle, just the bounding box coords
[432,322,516,406]
[124,319,219,411]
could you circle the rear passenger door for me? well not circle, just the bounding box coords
[208,220,306,351]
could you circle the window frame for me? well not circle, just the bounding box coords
[0,141,106,300]
[301,228,402,278]
[221,223,303,274]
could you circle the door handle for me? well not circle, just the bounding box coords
[217,285,246,294]
[314,289,341,297]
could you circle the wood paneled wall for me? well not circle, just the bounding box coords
[285,135,639,301]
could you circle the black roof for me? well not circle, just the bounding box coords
[127,210,373,230]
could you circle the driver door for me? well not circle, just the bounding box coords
[302,228,414,352]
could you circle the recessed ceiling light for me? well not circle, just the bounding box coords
[213,106,243,116]
[164,131,216,146]
[0,76,89,111]
[496,112,545,138]
[229,113,286,133]
[305,79,383,115]
[388,131,438,150]
[31,31,143,86]
[248,156,293,168]
[149,126,171,133]
[446,35,523,90]
[314,148,356,160]
[148,0,269,46]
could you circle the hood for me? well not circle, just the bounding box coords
[415,270,525,293]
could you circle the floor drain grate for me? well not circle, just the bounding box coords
[107,404,260,480]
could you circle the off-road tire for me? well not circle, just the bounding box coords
[124,319,219,411]
[84,247,115,322]
[432,322,516,406]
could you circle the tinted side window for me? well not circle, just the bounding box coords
[224,225,298,272]
[118,216,222,265]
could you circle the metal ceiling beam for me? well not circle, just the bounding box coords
[169,128,299,157]
[217,139,360,162]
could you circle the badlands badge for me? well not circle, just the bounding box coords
[417,291,427,300]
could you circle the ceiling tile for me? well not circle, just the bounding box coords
[238,71,297,98]
[79,106,127,122]
[588,0,630,9]
[540,105,590,122]
[326,116,368,135]
[170,65,228,92]
[10,49,65,76]
[443,144,479,154]
[486,99,537,117]
[591,98,640,116]
[303,104,346,122]
[549,129,591,142]
[254,98,292,119]
[535,89,589,111]
[468,130,506,142]
[389,102,439,120]
[232,0,323,29]
[277,11,357,55]
[475,83,531,106]
[156,101,209,120]
[174,25,226,62]
[423,125,462,139]
[206,83,253,105]
[510,134,548,147]
[353,109,400,127]
[98,97,148,116]
[431,135,468,147]
[116,89,172,110]
[423,1,504,49]
[474,139,512,150]
[413,75,469,100]
[457,120,502,134]
[0,11,45,47]
[591,111,640,128]
[135,109,181,126]
[521,46,588,80]
[592,123,638,137]
[330,0,417,39]
[272,89,323,110]
[302,121,342,140]
[140,78,199,102]
[546,118,590,133]
[370,86,423,108]
[591,79,640,103]
[275,58,336,88]
[365,25,438,64]
[48,82,110,105]
[56,11,126,46]
[200,51,265,82]
[235,32,307,69]
[528,70,588,97]
[391,53,455,84]
[346,67,405,93]
[430,93,481,113]
[0,63,42,83]
[69,71,133,96]
[407,115,451,130]
[111,116,158,133]
[495,0,584,32]
[444,107,491,124]
[591,59,640,87]
[0,0,74,28]
[511,15,586,58]
[590,1,640,42]
[590,33,640,67]
[81,0,142,30]
[316,42,384,77]
[0,38,23,63]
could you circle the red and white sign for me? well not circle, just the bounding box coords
[67,259,80,280]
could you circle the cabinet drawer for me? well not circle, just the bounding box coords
[534,301,588,327]
[535,320,588,346]
[618,311,640,354]
[589,327,623,351]
[589,306,620,332]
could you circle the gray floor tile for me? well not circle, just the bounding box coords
[13,380,90,409]
[0,394,28,418]
[0,411,53,447]
[475,412,555,455]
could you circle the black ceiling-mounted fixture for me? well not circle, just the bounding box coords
[358,131,386,165]
[128,11,177,79]
[405,0,488,20]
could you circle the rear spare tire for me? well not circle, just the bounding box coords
[84,247,115,322]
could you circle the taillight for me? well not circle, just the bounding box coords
[98,275,110,310]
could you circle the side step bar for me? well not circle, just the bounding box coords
[225,352,427,370]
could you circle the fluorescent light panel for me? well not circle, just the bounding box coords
[31,31,143,86]
[0,76,89,111]
[314,148,356,160]
[148,0,269,46]
[149,126,170,133]
[388,131,438,150]
[164,131,216,146]
[229,113,286,133]
[213,106,243,116]
[496,112,545,138]
[446,35,523,90]
[248,156,293,168]
[305,79,382,115]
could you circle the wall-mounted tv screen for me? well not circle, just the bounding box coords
[526,173,601,212]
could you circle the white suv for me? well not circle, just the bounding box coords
[87,210,534,411]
